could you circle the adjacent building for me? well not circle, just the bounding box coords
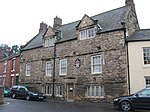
[0,54,20,87]
[127,29,150,94]
[20,0,140,102]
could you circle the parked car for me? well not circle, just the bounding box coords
[113,87,150,111]
[10,85,46,101]
[4,87,11,97]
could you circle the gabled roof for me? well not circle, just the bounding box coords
[126,29,150,42]
[22,6,131,50]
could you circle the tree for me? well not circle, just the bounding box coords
[0,44,20,60]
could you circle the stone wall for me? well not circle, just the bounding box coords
[20,47,54,84]
[55,30,128,102]
[0,86,4,104]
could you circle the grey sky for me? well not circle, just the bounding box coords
[0,0,149,46]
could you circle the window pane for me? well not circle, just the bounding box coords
[92,86,95,96]
[93,65,100,72]
[96,86,99,96]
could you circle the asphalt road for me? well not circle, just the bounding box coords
[0,97,149,112]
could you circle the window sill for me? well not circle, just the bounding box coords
[11,70,15,72]
[55,95,63,97]
[143,65,150,69]
[85,96,105,99]
[45,75,52,77]
[91,73,102,75]
[59,74,67,77]
[25,75,31,77]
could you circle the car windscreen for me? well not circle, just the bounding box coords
[27,87,38,92]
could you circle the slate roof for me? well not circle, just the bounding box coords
[22,6,131,50]
[22,30,46,50]
[126,29,150,42]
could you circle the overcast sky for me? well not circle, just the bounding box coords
[0,0,149,46]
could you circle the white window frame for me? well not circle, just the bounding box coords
[55,85,63,97]
[86,85,105,98]
[26,64,31,76]
[59,59,67,75]
[145,77,150,88]
[46,61,52,76]
[91,55,102,74]
[3,77,5,86]
[143,48,150,65]
[3,62,7,73]
[44,37,55,47]
[79,28,96,40]
[11,58,15,71]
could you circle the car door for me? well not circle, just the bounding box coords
[18,87,28,98]
[132,89,150,109]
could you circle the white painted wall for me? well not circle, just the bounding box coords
[128,41,150,94]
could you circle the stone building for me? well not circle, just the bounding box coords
[20,0,139,102]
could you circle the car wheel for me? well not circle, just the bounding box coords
[12,94,16,99]
[26,95,30,101]
[120,100,132,111]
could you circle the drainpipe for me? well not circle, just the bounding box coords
[52,43,56,99]
[121,22,131,95]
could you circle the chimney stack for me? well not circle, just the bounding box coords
[53,16,62,28]
[39,22,47,33]
[125,0,134,6]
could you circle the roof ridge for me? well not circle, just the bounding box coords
[91,6,126,18]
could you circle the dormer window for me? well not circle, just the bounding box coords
[79,28,96,40]
[44,37,55,47]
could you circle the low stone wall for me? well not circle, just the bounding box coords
[0,86,4,104]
